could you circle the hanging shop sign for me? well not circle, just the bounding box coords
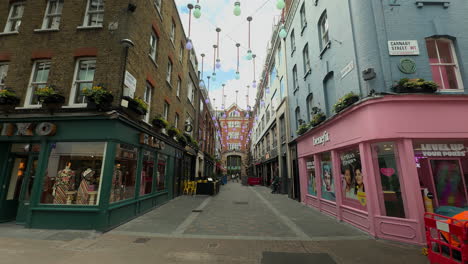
[420,143,466,157]
[0,122,57,137]
[313,131,330,146]
[388,40,420,56]
[139,133,166,150]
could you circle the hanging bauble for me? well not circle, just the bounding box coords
[266,87,270,94]
[205,98,210,104]
[276,0,285,10]
[252,80,257,88]
[199,80,205,89]
[216,59,221,69]
[212,116,216,121]
[260,99,265,106]
[246,113,250,118]
[255,116,258,121]
[221,104,224,110]
[235,71,240,80]
[247,106,251,111]
[234,2,241,16]
[279,25,288,39]
[193,4,201,18]
[212,72,217,81]
[246,50,253,60]
[223,113,227,118]
[186,40,193,50]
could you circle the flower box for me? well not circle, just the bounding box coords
[311,113,326,127]
[334,93,360,113]
[39,94,65,111]
[152,117,169,131]
[393,78,438,94]
[128,99,147,116]
[0,92,20,112]
[167,126,180,138]
[86,93,113,111]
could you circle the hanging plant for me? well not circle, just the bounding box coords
[392,78,438,94]
[333,92,359,113]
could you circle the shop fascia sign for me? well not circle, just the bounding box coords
[139,133,165,150]
[0,122,57,137]
[313,131,330,146]
[421,143,466,157]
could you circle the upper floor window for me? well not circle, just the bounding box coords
[149,30,158,61]
[83,0,104,27]
[303,44,311,74]
[154,0,162,14]
[42,0,64,30]
[179,43,184,62]
[292,65,298,90]
[280,77,285,99]
[25,61,51,107]
[163,101,169,120]
[0,63,9,89]
[4,3,24,33]
[166,60,172,84]
[170,21,176,43]
[187,79,194,103]
[176,77,181,97]
[144,83,153,123]
[306,93,313,122]
[277,43,282,66]
[300,3,307,30]
[319,11,329,49]
[295,107,301,131]
[70,58,96,105]
[175,113,179,128]
[290,30,296,53]
[200,99,204,112]
[229,111,240,117]
[426,38,464,91]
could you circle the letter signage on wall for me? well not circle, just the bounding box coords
[139,133,166,150]
[0,122,56,137]
[388,40,420,56]
[420,143,467,157]
[313,131,330,146]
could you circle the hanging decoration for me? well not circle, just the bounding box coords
[186,3,194,50]
[246,16,253,60]
[235,43,241,80]
[279,7,287,39]
[215,28,222,69]
[235,90,239,115]
[194,0,202,18]
[266,87,270,94]
[212,44,217,81]
[276,0,285,10]
[252,54,257,88]
[200,53,206,89]
[233,1,241,16]
[221,84,225,110]
[205,75,211,103]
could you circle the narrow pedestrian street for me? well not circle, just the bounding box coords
[0,182,426,264]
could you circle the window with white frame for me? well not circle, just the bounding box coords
[426,38,464,91]
[4,3,24,33]
[176,77,181,97]
[292,65,298,90]
[319,11,329,49]
[154,0,162,14]
[25,61,51,106]
[179,44,184,62]
[163,101,169,120]
[187,79,194,103]
[41,0,64,30]
[229,111,240,117]
[295,107,301,131]
[70,59,96,105]
[170,21,175,44]
[166,60,172,84]
[229,132,240,139]
[300,3,307,29]
[200,99,204,112]
[0,63,9,89]
[144,83,153,122]
[290,30,296,52]
[277,43,282,66]
[175,113,179,128]
[83,0,104,27]
[303,43,311,73]
[149,30,158,61]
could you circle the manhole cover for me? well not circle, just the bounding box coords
[192,209,203,212]
[261,252,336,264]
[133,238,151,244]
[234,201,248,205]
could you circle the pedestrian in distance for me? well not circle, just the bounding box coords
[235,173,240,183]
[271,175,280,194]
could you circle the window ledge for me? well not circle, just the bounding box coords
[16,105,42,109]
[300,23,307,36]
[166,81,173,88]
[319,41,331,59]
[149,55,158,68]
[303,69,311,79]
[291,47,296,57]
[0,31,19,36]
[77,25,103,30]
[155,6,163,21]
[62,104,87,108]
[438,89,464,93]
[34,28,60,33]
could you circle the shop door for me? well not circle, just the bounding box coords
[3,154,38,223]
[429,159,468,208]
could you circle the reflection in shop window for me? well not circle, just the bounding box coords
[306,157,317,196]
[340,147,366,210]
[41,142,106,205]
[110,144,138,203]
[140,151,155,195]
[320,152,335,201]
[372,142,406,218]
[157,155,167,191]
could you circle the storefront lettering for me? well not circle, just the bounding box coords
[341,153,357,166]
[139,133,166,150]
[0,122,56,137]
[421,143,466,157]
[313,131,330,146]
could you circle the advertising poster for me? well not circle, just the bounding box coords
[340,149,366,207]
[306,160,316,196]
[321,161,335,201]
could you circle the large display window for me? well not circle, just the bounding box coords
[41,142,106,205]
[372,142,406,218]
[414,141,468,212]
[110,144,138,203]
[140,150,155,196]
[339,147,366,210]
[320,152,335,201]
[157,155,167,191]
[306,157,317,196]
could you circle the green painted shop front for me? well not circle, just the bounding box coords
[0,115,181,231]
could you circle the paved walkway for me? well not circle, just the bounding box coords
[0,182,428,264]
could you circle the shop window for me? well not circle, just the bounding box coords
[320,152,335,201]
[340,147,366,210]
[41,142,106,205]
[157,154,168,191]
[140,150,154,196]
[110,144,138,203]
[414,141,468,211]
[306,157,317,196]
[372,142,406,218]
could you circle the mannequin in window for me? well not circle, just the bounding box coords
[76,168,96,205]
[110,163,123,202]
[53,162,76,204]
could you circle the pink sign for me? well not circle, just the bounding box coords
[380,168,395,177]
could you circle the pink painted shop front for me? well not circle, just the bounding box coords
[296,95,468,245]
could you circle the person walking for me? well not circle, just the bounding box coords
[235,173,240,183]
[271,174,280,194]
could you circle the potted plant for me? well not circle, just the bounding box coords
[177,133,188,147]
[128,97,148,116]
[35,86,65,111]
[152,116,169,131]
[0,88,20,112]
[167,126,180,138]
[393,78,438,93]
[311,112,326,127]
[83,85,113,111]
[297,123,310,135]
[334,92,359,113]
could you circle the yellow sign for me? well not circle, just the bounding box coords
[357,191,367,206]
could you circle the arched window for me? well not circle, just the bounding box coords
[295,107,301,131]
[318,11,329,49]
[306,93,313,122]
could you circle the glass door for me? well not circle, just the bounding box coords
[15,156,38,223]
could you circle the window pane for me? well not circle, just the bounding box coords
[426,39,438,61]
[34,62,51,83]
[76,82,92,104]
[110,144,138,203]
[306,157,317,196]
[436,40,454,64]
[140,151,154,195]
[0,64,8,87]
[157,155,167,191]
[320,152,335,201]
[41,142,106,205]
[340,147,367,210]
[442,65,460,90]
[78,60,96,81]
[372,142,406,218]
